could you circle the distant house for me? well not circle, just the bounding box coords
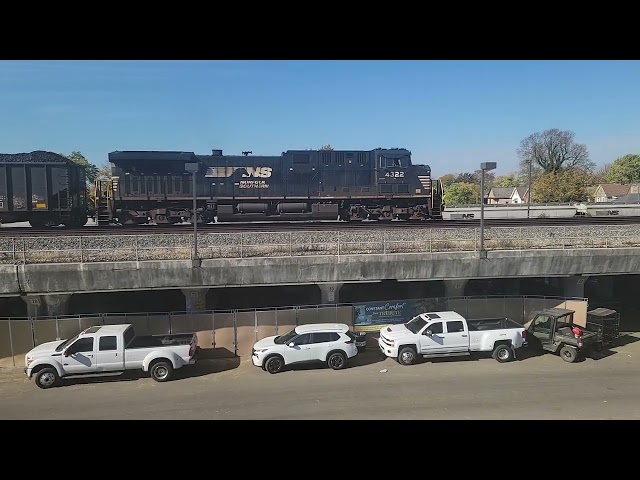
[511,187,529,204]
[487,187,529,205]
[592,183,640,202]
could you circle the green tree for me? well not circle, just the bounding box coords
[439,173,457,188]
[63,151,99,184]
[604,154,640,184]
[455,172,479,184]
[493,173,523,188]
[443,182,480,205]
[517,128,595,174]
[531,169,589,203]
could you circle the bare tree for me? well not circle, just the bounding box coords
[320,144,334,151]
[517,128,595,174]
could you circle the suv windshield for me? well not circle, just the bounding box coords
[405,316,427,334]
[274,329,298,345]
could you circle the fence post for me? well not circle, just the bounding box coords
[22,240,26,264]
[240,233,244,258]
[254,308,258,342]
[233,310,238,357]
[135,235,139,262]
[383,235,386,254]
[12,237,15,263]
[8,320,15,367]
[337,232,340,257]
[212,311,216,349]
[79,236,83,264]
[289,232,292,256]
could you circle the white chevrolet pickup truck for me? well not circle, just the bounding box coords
[378,310,527,365]
[24,323,199,389]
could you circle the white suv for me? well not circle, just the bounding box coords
[251,323,360,374]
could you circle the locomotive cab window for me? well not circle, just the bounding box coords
[379,155,409,168]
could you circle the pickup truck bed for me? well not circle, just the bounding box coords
[126,333,196,349]
[467,317,523,331]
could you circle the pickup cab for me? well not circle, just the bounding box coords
[24,323,199,389]
[378,310,527,365]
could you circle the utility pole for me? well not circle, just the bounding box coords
[479,162,497,259]
[185,162,200,267]
[527,158,533,218]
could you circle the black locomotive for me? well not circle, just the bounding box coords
[0,151,88,228]
[98,147,444,225]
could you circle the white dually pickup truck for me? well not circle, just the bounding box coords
[24,323,199,389]
[378,310,527,365]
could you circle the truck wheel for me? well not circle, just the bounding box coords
[150,360,173,382]
[398,347,417,365]
[34,367,59,389]
[328,351,347,370]
[265,355,284,374]
[560,345,578,363]
[492,344,514,363]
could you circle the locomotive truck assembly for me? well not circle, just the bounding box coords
[96,147,444,225]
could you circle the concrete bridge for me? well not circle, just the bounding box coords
[1,224,639,316]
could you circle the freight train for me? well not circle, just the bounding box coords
[0,151,88,228]
[95,147,445,225]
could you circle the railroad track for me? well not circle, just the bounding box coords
[1,216,640,236]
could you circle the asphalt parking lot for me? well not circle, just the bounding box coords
[1,335,640,420]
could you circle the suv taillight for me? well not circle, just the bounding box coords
[189,344,195,356]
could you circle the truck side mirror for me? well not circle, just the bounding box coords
[288,342,295,347]
[63,349,70,357]
[425,329,432,336]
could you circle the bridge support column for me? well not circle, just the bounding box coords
[22,294,72,318]
[563,276,589,298]
[182,288,209,313]
[319,283,343,304]
[444,280,468,298]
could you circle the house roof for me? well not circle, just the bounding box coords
[515,187,528,198]
[597,183,631,197]
[612,193,640,204]
[488,187,514,198]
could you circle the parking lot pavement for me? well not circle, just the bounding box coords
[1,334,640,420]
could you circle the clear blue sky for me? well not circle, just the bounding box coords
[1,60,639,176]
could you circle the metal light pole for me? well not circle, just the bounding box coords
[479,161,497,259]
[185,162,200,267]
[527,158,533,219]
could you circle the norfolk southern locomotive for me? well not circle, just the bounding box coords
[97,147,444,225]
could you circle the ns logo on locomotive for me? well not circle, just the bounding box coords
[0,147,445,227]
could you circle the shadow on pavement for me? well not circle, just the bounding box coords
[284,348,387,372]
[611,334,640,347]
[59,352,241,388]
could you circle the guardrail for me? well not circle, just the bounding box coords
[1,225,640,264]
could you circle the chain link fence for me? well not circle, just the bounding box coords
[0,295,588,367]
[2,225,640,264]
